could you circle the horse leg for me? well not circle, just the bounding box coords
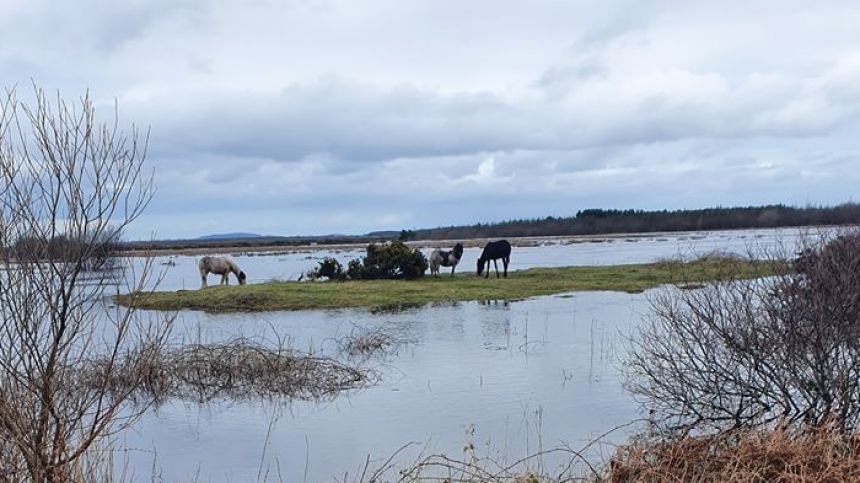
[221,273,229,285]
[450,265,455,277]
[503,257,509,277]
[200,273,208,289]
[493,259,499,278]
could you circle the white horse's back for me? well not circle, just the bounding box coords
[199,256,246,288]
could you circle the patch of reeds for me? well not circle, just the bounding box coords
[85,337,372,404]
[380,447,600,483]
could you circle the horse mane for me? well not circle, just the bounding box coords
[227,259,247,282]
[452,243,464,259]
[226,259,240,274]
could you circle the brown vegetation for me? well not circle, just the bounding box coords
[89,338,371,404]
[608,422,860,482]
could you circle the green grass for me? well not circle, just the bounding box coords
[117,258,785,313]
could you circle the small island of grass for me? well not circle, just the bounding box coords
[117,257,786,313]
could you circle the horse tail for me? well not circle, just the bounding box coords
[429,250,440,274]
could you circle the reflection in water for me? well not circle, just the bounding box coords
[123,292,645,482]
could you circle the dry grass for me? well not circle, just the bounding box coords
[86,338,372,404]
[608,423,860,482]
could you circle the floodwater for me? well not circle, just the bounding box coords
[139,227,803,292]
[119,228,813,481]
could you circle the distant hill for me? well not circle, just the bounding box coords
[197,232,263,240]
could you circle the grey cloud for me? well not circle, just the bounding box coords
[3,0,860,238]
[138,62,860,173]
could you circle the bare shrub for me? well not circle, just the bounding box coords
[87,337,371,404]
[338,326,412,358]
[627,231,860,434]
[0,87,172,481]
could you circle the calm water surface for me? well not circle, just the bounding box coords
[119,228,811,481]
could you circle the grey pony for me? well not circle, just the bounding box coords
[198,256,247,288]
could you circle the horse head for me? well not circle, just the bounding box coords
[476,258,485,276]
[238,271,247,285]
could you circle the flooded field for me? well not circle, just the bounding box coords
[118,228,813,481]
[138,227,803,292]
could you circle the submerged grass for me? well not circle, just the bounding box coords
[118,257,785,312]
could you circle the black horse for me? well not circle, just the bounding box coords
[477,239,511,278]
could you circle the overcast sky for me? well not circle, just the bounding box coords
[2,0,859,239]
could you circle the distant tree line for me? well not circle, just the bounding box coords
[5,230,122,271]
[408,203,860,240]
[120,234,391,251]
[119,203,860,252]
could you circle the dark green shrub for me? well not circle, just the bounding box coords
[347,259,363,278]
[309,257,346,280]
[347,241,428,280]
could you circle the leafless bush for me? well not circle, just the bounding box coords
[86,337,371,404]
[0,439,134,483]
[338,326,412,358]
[0,86,172,481]
[627,231,860,434]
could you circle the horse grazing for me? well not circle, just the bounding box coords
[477,240,511,278]
[430,243,464,277]
[198,256,247,288]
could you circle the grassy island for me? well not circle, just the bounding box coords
[117,257,785,313]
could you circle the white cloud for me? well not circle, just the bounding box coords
[2,0,859,238]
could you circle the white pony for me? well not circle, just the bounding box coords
[198,256,247,288]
